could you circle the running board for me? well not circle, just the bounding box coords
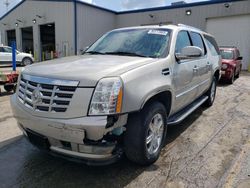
[167,96,208,125]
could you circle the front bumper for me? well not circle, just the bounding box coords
[220,69,233,80]
[10,94,127,163]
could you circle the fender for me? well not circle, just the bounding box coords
[140,86,173,110]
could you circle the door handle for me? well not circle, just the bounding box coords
[193,65,199,72]
[162,68,170,76]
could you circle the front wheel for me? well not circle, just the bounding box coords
[229,70,235,84]
[124,102,167,165]
[204,76,217,107]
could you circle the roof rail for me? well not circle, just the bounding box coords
[177,24,202,31]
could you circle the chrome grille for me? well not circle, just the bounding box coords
[18,75,78,113]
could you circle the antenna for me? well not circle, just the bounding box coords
[4,0,10,11]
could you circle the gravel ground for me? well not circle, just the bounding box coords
[0,67,249,188]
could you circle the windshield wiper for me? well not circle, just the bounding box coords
[85,51,106,55]
[105,51,152,58]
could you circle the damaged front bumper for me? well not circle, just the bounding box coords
[10,94,127,164]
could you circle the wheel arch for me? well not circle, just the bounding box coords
[214,69,220,82]
[141,90,172,117]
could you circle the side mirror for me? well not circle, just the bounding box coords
[175,46,203,61]
[237,56,243,60]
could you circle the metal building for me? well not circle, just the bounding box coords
[0,0,250,69]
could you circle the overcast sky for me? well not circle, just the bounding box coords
[0,0,209,17]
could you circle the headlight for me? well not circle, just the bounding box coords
[88,77,123,115]
[222,64,228,69]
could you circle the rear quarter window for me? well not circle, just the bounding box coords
[204,35,220,56]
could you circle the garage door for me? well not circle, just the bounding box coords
[206,15,250,70]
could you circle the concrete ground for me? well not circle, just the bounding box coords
[0,66,249,188]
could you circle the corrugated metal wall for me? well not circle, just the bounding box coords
[0,0,74,61]
[116,1,250,30]
[76,3,116,54]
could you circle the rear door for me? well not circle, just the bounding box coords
[189,32,211,96]
[172,30,200,113]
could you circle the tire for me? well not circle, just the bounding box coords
[124,102,167,165]
[22,57,33,66]
[204,76,217,107]
[235,66,241,78]
[4,84,14,92]
[229,70,235,84]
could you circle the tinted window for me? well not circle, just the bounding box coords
[204,35,220,55]
[3,47,12,53]
[175,31,191,53]
[235,49,240,58]
[220,49,234,60]
[190,32,206,54]
[205,38,218,56]
[0,47,4,52]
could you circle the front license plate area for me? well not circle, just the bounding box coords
[26,129,50,150]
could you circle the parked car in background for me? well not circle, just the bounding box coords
[220,46,242,84]
[0,45,34,66]
[11,24,221,165]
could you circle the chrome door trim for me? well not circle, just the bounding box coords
[175,78,210,99]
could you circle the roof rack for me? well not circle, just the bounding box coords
[177,24,202,31]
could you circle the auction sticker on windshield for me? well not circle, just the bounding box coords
[148,30,168,36]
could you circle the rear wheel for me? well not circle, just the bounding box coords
[124,102,167,165]
[22,57,33,66]
[204,76,217,107]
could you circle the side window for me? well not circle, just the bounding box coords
[3,47,12,53]
[203,35,220,56]
[235,50,240,59]
[0,47,4,52]
[175,31,191,53]
[190,32,206,55]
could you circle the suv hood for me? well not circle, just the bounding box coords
[22,55,156,86]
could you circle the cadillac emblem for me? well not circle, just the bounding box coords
[32,89,42,104]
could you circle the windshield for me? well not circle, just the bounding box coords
[85,28,171,58]
[220,49,234,60]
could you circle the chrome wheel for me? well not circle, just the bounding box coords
[210,80,216,102]
[146,113,164,155]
